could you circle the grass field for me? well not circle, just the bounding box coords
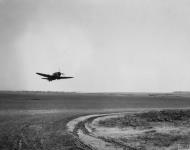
[1,91,190,111]
[1,91,190,150]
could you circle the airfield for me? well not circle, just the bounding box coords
[1,91,190,150]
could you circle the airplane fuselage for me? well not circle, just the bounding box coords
[36,72,73,81]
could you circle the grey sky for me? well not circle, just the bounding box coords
[0,0,190,92]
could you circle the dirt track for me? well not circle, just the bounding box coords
[66,112,136,150]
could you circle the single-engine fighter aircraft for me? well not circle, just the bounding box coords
[36,72,74,81]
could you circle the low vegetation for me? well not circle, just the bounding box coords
[1,92,190,150]
[98,109,190,128]
[0,113,85,150]
[136,109,190,122]
[98,109,190,149]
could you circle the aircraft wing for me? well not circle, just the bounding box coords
[36,72,52,78]
[59,76,74,79]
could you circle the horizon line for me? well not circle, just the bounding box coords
[0,90,189,94]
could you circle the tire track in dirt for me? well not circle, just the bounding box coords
[66,112,136,150]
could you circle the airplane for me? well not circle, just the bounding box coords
[36,71,74,81]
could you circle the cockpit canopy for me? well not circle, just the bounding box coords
[52,72,61,77]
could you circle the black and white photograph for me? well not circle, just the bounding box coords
[1,0,190,149]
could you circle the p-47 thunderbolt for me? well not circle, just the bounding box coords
[36,72,74,81]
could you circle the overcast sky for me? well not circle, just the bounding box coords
[0,0,190,92]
